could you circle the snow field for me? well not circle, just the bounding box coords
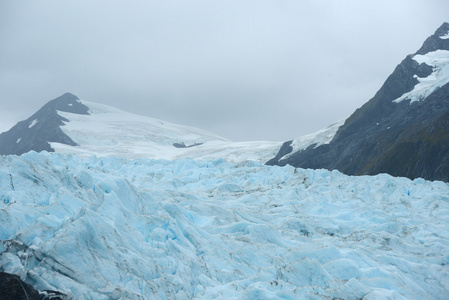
[50,101,281,163]
[0,151,448,299]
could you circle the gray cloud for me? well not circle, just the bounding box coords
[1,0,448,141]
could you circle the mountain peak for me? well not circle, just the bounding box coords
[60,92,78,99]
[435,22,449,38]
[0,95,280,161]
[40,92,89,116]
[268,22,449,182]
[415,22,449,55]
[0,93,90,155]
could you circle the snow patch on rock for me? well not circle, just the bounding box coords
[28,119,38,128]
[440,32,449,40]
[280,120,344,161]
[393,50,449,104]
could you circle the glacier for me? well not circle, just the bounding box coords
[49,101,281,163]
[1,151,448,299]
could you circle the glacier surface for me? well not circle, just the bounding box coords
[1,152,449,299]
[50,101,280,163]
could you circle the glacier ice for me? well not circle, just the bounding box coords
[0,151,448,299]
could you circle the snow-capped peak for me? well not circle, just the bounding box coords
[438,23,449,39]
[52,100,227,156]
[50,100,281,163]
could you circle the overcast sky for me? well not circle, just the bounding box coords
[1,1,448,141]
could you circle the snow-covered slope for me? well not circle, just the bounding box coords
[0,93,280,163]
[394,49,449,104]
[278,120,344,162]
[290,120,343,151]
[1,152,448,299]
[49,100,280,163]
[53,100,227,150]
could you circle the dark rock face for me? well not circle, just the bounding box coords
[0,93,89,156]
[0,272,68,300]
[173,142,203,148]
[266,141,293,165]
[0,272,41,300]
[268,23,449,182]
[416,22,449,55]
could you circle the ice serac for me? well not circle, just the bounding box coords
[268,22,449,182]
[0,93,89,156]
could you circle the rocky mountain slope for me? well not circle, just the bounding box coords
[268,22,449,182]
[0,93,89,156]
